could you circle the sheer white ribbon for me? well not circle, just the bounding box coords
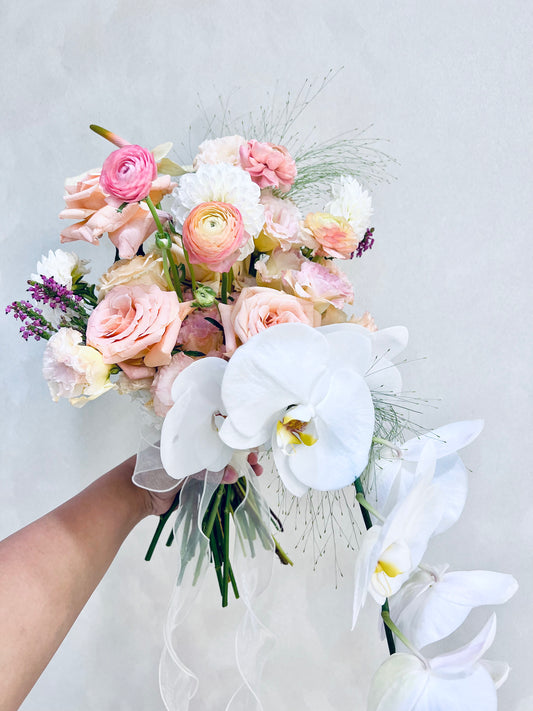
[133,426,275,711]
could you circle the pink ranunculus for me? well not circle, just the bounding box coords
[182,201,247,273]
[281,259,354,312]
[60,172,176,258]
[239,140,297,192]
[304,212,358,259]
[218,285,320,356]
[150,352,195,417]
[86,284,194,369]
[176,306,224,355]
[100,144,157,203]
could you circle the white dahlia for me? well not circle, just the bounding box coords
[171,163,265,239]
[325,176,373,240]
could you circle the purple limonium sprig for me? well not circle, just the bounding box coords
[355,227,375,258]
[5,301,57,341]
[27,275,84,314]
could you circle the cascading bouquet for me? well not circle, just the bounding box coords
[6,95,518,710]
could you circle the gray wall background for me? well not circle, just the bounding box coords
[1,1,532,709]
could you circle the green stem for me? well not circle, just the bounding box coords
[221,272,229,304]
[203,484,226,540]
[354,477,373,530]
[144,195,166,235]
[273,536,294,566]
[372,437,403,458]
[355,493,385,523]
[222,485,232,607]
[144,491,181,561]
[381,609,427,660]
[145,196,184,301]
[180,237,198,292]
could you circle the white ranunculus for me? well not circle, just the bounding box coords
[42,328,114,407]
[325,176,373,239]
[352,444,443,627]
[369,420,484,534]
[219,322,375,496]
[390,564,518,650]
[32,249,89,289]
[193,135,246,169]
[368,614,508,711]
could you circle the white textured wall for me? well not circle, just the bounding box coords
[1,1,532,709]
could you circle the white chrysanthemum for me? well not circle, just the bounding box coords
[193,135,246,169]
[171,163,265,240]
[32,249,89,289]
[325,176,373,239]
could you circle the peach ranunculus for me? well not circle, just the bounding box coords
[59,170,176,259]
[218,285,320,356]
[255,193,302,252]
[182,201,248,272]
[98,253,169,299]
[86,284,194,372]
[239,140,297,192]
[281,259,354,313]
[304,212,358,259]
[150,352,195,417]
[100,144,157,203]
[176,306,224,355]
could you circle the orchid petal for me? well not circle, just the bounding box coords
[431,614,497,673]
[391,568,518,649]
[318,324,372,373]
[161,358,232,478]
[271,434,309,497]
[371,326,409,360]
[221,323,329,438]
[481,660,510,690]
[402,420,484,462]
[368,654,428,711]
[432,454,468,533]
[287,369,374,490]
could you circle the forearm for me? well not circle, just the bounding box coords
[0,456,150,711]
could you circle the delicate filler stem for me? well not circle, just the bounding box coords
[372,437,403,458]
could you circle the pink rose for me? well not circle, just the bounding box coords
[60,171,175,258]
[176,306,224,355]
[86,284,193,369]
[239,140,297,192]
[281,260,354,311]
[304,212,358,259]
[150,352,195,417]
[182,201,247,272]
[219,285,320,356]
[100,144,157,203]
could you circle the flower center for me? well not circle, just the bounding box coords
[276,415,317,453]
[371,540,412,598]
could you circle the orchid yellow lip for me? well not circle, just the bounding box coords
[276,416,318,452]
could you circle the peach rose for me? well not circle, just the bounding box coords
[86,284,193,369]
[255,193,302,252]
[239,140,297,192]
[182,201,247,272]
[304,212,358,259]
[219,285,320,356]
[60,171,176,259]
[100,144,157,203]
[98,253,169,299]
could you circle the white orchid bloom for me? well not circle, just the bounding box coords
[160,357,233,479]
[319,323,408,395]
[352,445,443,628]
[219,322,375,496]
[368,614,509,711]
[389,564,518,650]
[369,420,484,534]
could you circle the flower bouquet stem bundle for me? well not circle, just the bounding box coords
[6,90,518,709]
